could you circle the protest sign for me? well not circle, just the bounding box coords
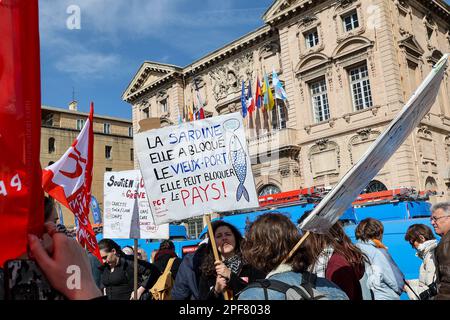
[103,170,170,239]
[135,112,259,225]
[0,0,44,266]
[300,54,449,234]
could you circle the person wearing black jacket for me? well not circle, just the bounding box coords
[198,221,266,300]
[98,239,161,300]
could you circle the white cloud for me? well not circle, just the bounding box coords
[54,53,121,78]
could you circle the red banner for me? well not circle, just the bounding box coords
[0,0,44,266]
[42,104,101,261]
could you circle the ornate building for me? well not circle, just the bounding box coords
[41,103,134,227]
[123,0,450,211]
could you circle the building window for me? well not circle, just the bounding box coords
[258,184,281,197]
[105,146,112,160]
[142,107,149,119]
[160,99,168,113]
[305,29,319,48]
[187,217,204,239]
[362,180,387,194]
[349,64,373,111]
[271,100,287,130]
[128,127,133,137]
[310,79,330,123]
[76,119,85,130]
[106,167,112,172]
[48,137,55,154]
[104,123,111,134]
[343,10,359,32]
[42,113,53,126]
[130,148,134,161]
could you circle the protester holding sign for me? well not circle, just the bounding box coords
[198,221,265,300]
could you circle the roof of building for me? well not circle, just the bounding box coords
[42,105,132,124]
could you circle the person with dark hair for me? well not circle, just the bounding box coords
[355,218,404,300]
[430,202,450,300]
[238,213,348,300]
[403,224,437,300]
[198,220,265,300]
[301,221,367,300]
[98,239,161,300]
[153,240,181,280]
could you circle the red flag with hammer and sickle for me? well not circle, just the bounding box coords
[42,103,101,261]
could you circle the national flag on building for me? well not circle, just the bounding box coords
[42,103,101,261]
[255,77,262,110]
[246,80,255,115]
[263,73,275,110]
[272,69,288,101]
[241,80,248,118]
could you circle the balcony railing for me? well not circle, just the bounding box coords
[247,128,299,158]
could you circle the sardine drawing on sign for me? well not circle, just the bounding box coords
[223,118,249,202]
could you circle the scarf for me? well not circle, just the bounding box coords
[309,245,334,277]
[372,239,388,250]
[223,254,242,275]
[416,239,438,260]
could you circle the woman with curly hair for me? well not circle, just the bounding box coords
[198,220,265,300]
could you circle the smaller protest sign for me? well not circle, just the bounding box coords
[103,170,170,239]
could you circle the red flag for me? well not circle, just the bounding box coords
[199,107,205,120]
[42,103,101,261]
[0,0,44,266]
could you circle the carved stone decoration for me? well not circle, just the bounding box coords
[140,99,149,108]
[357,128,372,141]
[336,0,357,10]
[326,67,334,91]
[343,114,351,123]
[417,125,432,139]
[371,106,380,116]
[304,125,311,134]
[279,166,291,178]
[292,166,301,177]
[316,138,329,151]
[193,76,205,89]
[368,48,376,77]
[297,15,318,29]
[348,129,381,164]
[279,0,298,12]
[208,52,253,102]
[259,41,280,59]
[299,82,305,102]
[157,90,168,99]
[308,140,341,176]
[329,118,336,128]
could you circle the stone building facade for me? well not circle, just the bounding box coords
[123,0,450,214]
[41,104,134,227]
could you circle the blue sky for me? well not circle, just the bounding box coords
[39,0,449,120]
[39,0,273,119]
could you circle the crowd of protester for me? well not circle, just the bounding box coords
[1,197,450,301]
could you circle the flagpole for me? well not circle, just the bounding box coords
[133,238,138,300]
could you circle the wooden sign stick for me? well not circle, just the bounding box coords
[281,231,311,265]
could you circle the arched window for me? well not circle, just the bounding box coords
[425,177,437,192]
[48,137,55,154]
[362,180,387,194]
[258,184,281,197]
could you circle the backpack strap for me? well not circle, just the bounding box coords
[164,257,176,274]
[300,271,317,298]
[241,279,312,300]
